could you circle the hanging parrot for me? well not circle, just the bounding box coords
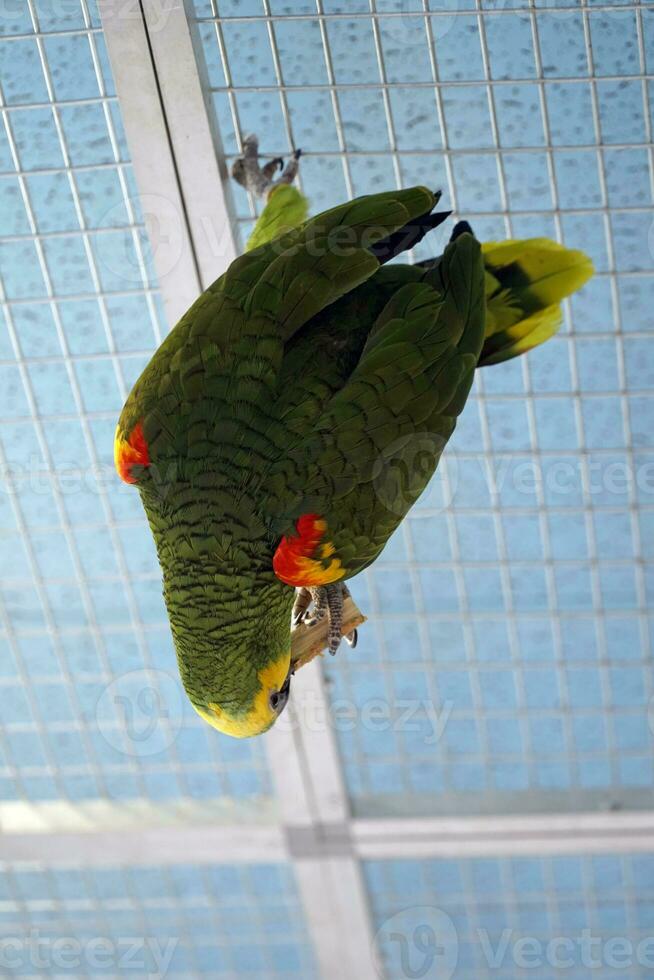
[115,135,593,738]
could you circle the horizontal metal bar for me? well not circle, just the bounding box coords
[192,4,649,23]
[353,811,654,858]
[3,803,654,863]
[208,75,654,93]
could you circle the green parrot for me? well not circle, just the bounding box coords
[115,139,593,739]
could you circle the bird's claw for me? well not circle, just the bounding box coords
[231,133,302,198]
[293,583,353,657]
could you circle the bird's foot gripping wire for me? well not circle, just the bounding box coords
[231,133,302,198]
[292,583,358,656]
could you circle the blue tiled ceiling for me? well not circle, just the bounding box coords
[0,3,272,803]
[0,862,317,977]
[365,853,654,980]
[190,1,654,815]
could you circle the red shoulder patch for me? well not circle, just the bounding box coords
[273,513,345,587]
[114,421,150,485]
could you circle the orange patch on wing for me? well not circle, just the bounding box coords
[273,513,344,587]
[114,421,150,485]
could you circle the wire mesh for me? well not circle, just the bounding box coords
[0,860,317,977]
[188,0,654,815]
[365,852,654,980]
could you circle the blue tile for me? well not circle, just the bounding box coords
[426,618,467,661]
[545,81,596,145]
[503,513,543,561]
[325,18,379,84]
[42,234,95,295]
[0,176,31,234]
[484,14,536,79]
[0,240,47,299]
[443,86,493,149]
[222,20,277,86]
[372,568,416,613]
[571,276,616,333]
[463,567,505,612]
[419,568,460,611]
[451,153,503,212]
[495,83,545,147]
[625,338,654,389]
[597,79,646,144]
[548,512,588,561]
[388,92,442,153]
[74,358,121,412]
[455,513,498,561]
[553,150,602,210]
[378,16,433,84]
[58,298,108,355]
[0,363,29,417]
[609,666,647,706]
[511,564,549,611]
[604,148,652,208]
[480,669,517,709]
[435,15,484,81]
[58,103,115,165]
[589,10,639,75]
[612,211,654,273]
[504,151,552,211]
[523,668,561,709]
[516,616,556,661]
[31,530,77,579]
[618,276,654,332]
[27,361,77,415]
[43,34,100,101]
[582,397,625,449]
[486,398,532,451]
[75,167,129,227]
[537,12,588,77]
[555,563,594,610]
[599,563,638,609]
[0,38,49,105]
[534,396,578,449]
[32,0,87,30]
[25,171,80,233]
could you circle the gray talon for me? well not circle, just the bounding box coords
[231,133,302,198]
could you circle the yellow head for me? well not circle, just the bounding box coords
[192,652,292,738]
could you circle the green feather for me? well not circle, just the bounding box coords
[246,184,310,251]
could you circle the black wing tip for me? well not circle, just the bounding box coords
[370,209,453,265]
[450,220,475,242]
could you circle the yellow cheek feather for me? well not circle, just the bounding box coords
[193,652,291,739]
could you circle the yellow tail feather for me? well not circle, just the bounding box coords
[479,237,594,366]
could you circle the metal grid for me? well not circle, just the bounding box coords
[0,860,317,978]
[189,0,654,816]
[0,0,272,805]
[366,852,654,979]
[1,3,654,978]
